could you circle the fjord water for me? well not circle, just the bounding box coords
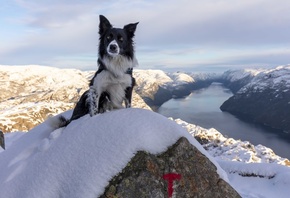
[158,82,290,159]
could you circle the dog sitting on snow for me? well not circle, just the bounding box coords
[56,15,138,127]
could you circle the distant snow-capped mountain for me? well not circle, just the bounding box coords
[0,65,91,132]
[220,68,263,93]
[220,65,290,132]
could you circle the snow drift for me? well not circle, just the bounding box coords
[0,108,225,198]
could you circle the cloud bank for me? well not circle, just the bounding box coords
[0,0,290,71]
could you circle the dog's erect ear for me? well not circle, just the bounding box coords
[99,15,112,35]
[124,22,139,38]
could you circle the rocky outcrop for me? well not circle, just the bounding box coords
[101,137,241,198]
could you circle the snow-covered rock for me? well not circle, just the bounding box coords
[0,108,230,198]
[101,136,240,197]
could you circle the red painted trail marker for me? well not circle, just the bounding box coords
[163,173,181,198]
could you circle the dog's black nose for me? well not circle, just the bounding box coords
[109,44,117,52]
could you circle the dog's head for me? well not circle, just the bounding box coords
[98,15,138,59]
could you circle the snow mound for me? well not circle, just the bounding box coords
[0,108,224,198]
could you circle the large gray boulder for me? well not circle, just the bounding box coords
[101,137,241,198]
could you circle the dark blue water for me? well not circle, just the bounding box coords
[158,82,290,159]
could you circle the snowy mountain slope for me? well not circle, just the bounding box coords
[220,65,290,94]
[238,65,290,94]
[222,69,262,83]
[134,69,173,102]
[0,65,151,132]
[221,65,290,132]
[0,65,91,132]
[0,109,227,198]
[1,109,290,198]
[220,68,264,93]
[1,101,74,132]
[134,69,195,89]
[0,65,92,102]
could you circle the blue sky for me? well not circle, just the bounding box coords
[1,0,290,72]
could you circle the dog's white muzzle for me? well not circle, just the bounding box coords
[107,40,120,56]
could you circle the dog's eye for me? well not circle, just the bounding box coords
[106,33,113,40]
[118,36,123,42]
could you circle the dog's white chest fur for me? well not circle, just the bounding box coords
[91,70,132,109]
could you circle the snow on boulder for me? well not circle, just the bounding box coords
[0,108,234,198]
[101,137,240,197]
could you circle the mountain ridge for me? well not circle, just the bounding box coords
[220,65,290,132]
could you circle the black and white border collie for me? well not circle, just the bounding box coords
[54,15,138,128]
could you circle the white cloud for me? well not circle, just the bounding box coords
[1,0,290,71]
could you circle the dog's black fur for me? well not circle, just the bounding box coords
[55,15,138,128]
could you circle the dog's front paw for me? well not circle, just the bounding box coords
[89,98,99,116]
[87,88,99,116]
[125,100,131,108]
[126,103,131,108]
[89,105,98,117]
